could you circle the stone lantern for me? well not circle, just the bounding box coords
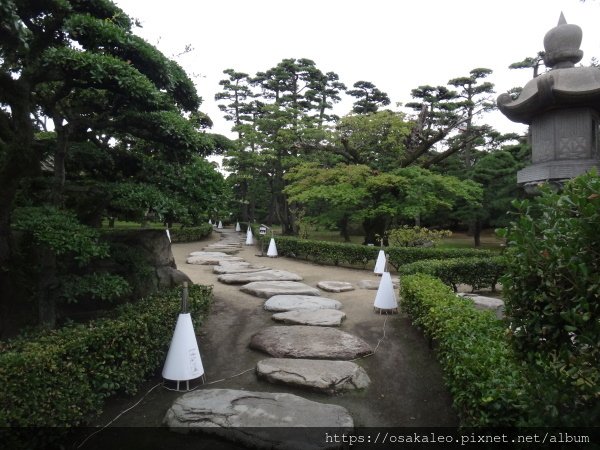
[497,13,600,190]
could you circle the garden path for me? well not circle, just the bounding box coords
[80,228,458,449]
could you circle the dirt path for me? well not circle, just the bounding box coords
[77,230,457,448]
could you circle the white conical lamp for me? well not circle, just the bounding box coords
[235,222,241,232]
[217,220,223,229]
[245,227,254,245]
[162,284,205,390]
[373,271,398,313]
[374,250,386,274]
[208,219,212,225]
[267,238,278,257]
[165,229,171,243]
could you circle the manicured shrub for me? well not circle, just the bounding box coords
[399,256,506,291]
[499,171,600,425]
[169,223,213,242]
[387,225,452,247]
[401,274,529,426]
[0,284,212,427]
[266,235,495,269]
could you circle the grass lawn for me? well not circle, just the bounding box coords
[300,228,504,250]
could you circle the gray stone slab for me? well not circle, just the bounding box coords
[257,358,370,394]
[458,293,505,318]
[164,389,353,449]
[240,281,320,299]
[213,264,270,274]
[250,326,373,360]
[271,309,346,326]
[316,281,355,292]
[357,278,399,290]
[186,252,245,265]
[218,270,303,284]
[265,295,342,312]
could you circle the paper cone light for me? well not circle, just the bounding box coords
[267,238,278,257]
[374,250,386,274]
[208,219,212,225]
[245,227,254,245]
[166,229,171,243]
[217,220,223,229]
[235,222,241,232]
[374,272,398,311]
[162,313,204,383]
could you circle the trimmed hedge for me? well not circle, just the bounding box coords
[264,235,495,269]
[0,284,212,427]
[399,256,506,292]
[169,224,213,242]
[401,274,529,426]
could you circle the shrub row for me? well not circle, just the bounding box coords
[399,256,506,292]
[169,223,213,242]
[0,284,212,427]
[266,235,495,269]
[400,274,529,426]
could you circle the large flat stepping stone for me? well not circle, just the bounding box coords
[317,281,355,292]
[250,326,373,360]
[272,309,346,326]
[240,281,320,298]
[357,278,400,290]
[218,270,303,284]
[257,358,370,394]
[265,295,342,312]
[458,293,505,318]
[213,264,270,274]
[164,389,353,448]
[186,252,245,265]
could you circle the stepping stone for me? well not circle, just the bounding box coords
[240,281,320,298]
[257,358,370,394]
[357,278,399,290]
[213,264,269,274]
[458,293,505,318]
[186,252,245,265]
[250,326,373,360]
[202,247,240,254]
[272,309,346,326]
[265,295,342,312]
[164,389,353,448]
[317,281,355,292]
[218,270,303,285]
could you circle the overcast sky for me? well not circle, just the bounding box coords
[114,0,600,139]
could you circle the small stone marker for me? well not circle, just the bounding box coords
[164,389,353,448]
[217,269,303,284]
[264,295,342,312]
[250,326,373,360]
[317,280,355,292]
[271,309,346,326]
[256,358,370,394]
[240,281,320,298]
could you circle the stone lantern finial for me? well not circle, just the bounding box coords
[543,12,583,69]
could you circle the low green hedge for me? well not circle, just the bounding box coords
[399,256,506,291]
[401,274,529,426]
[265,235,495,269]
[0,284,212,427]
[169,224,213,242]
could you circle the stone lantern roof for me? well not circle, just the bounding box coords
[498,13,600,124]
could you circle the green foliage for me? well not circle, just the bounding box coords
[59,273,131,304]
[0,284,212,427]
[169,224,213,243]
[399,256,506,292]
[499,171,600,423]
[12,206,108,265]
[387,225,452,247]
[401,274,529,426]
[267,235,495,268]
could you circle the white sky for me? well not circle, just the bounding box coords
[114,0,600,139]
